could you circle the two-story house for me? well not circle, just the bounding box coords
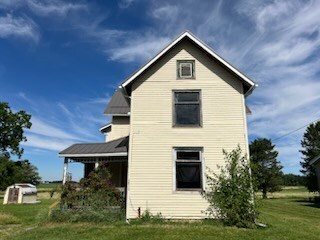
[59,31,257,219]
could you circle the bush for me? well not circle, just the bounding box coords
[202,146,258,228]
[60,166,124,210]
[54,166,125,222]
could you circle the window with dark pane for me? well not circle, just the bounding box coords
[177,60,195,79]
[175,149,202,190]
[174,91,201,126]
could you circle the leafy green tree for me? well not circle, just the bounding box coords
[282,174,306,186]
[203,147,257,228]
[13,160,41,185]
[0,157,41,190]
[0,102,32,158]
[0,102,39,190]
[300,121,320,192]
[0,156,16,190]
[250,138,283,198]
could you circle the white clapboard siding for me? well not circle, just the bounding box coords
[107,116,130,141]
[127,39,248,219]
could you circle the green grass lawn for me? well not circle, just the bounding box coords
[1,187,319,240]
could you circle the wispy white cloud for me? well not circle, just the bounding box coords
[152,5,178,20]
[118,0,136,9]
[0,0,88,43]
[107,34,170,62]
[0,0,87,16]
[22,134,76,151]
[0,0,23,9]
[27,0,88,17]
[27,116,83,141]
[13,92,109,152]
[57,103,73,117]
[0,14,39,42]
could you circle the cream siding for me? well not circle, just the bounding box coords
[126,39,249,219]
[107,116,130,142]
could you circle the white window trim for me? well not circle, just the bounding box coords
[172,147,205,193]
[177,60,195,79]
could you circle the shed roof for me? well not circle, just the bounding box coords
[59,136,129,157]
[104,90,130,115]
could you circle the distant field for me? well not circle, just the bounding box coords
[0,186,319,240]
[266,186,317,198]
[37,183,61,190]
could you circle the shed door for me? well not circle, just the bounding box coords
[8,188,19,203]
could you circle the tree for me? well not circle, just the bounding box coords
[0,156,16,190]
[250,138,283,199]
[13,160,41,185]
[282,174,306,186]
[0,102,32,158]
[0,102,39,190]
[300,121,320,192]
[203,147,257,228]
[0,157,41,190]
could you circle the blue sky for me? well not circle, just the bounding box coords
[1,0,320,181]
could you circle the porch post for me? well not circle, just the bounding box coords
[95,158,99,169]
[62,158,68,185]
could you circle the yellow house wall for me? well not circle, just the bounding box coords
[107,116,130,142]
[126,39,248,219]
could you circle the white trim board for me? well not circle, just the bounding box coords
[59,152,128,158]
[99,123,112,132]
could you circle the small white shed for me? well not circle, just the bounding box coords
[3,183,37,204]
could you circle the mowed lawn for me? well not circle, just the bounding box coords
[0,186,319,240]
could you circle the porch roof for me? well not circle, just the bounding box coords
[59,136,129,158]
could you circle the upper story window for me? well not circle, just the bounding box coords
[173,91,201,127]
[177,60,195,79]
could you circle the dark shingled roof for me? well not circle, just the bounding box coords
[59,136,129,156]
[104,90,130,115]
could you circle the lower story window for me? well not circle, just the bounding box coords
[174,148,203,190]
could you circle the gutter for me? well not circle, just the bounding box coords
[245,83,258,98]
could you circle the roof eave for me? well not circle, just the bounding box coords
[99,123,112,132]
[58,152,128,158]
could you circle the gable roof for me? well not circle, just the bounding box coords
[99,123,112,133]
[104,89,130,115]
[121,31,257,96]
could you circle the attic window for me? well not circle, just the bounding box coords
[177,60,195,79]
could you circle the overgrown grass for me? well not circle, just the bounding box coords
[0,199,56,239]
[1,187,320,240]
[49,208,125,223]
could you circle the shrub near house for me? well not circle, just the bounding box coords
[51,167,125,223]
